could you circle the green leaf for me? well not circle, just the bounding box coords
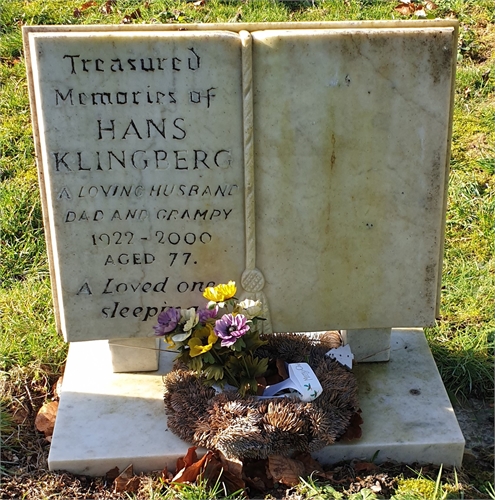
[203,364,224,381]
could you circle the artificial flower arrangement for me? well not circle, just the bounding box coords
[154,281,268,396]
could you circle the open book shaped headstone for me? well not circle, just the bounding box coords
[24,21,464,474]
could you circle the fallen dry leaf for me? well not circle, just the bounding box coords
[170,448,245,494]
[353,461,379,473]
[114,464,140,493]
[172,451,213,483]
[80,0,97,9]
[122,8,141,23]
[292,452,325,476]
[424,0,438,10]
[177,446,198,471]
[161,466,174,481]
[394,2,416,16]
[105,466,120,482]
[268,455,305,487]
[34,401,58,438]
[202,453,245,494]
[12,407,29,425]
[242,458,273,492]
[100,0,116,14]
[219,450,243,477]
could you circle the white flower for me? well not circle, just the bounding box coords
[182,307,199,332]
[172,331,192,342]
[237,299,262,319]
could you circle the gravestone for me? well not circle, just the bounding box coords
[24,21,465,475]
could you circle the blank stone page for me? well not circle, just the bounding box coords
[252,28,455,331]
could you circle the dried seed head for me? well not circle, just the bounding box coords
[163,333,359,460]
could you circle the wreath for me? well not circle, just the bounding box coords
[163,332,360,460]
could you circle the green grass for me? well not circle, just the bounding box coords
[0,0,494,497]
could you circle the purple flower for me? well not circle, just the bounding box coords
[198,305,219,323]
[154,308,181,336]
[214,314,250,347]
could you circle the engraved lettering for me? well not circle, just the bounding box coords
[92,92,113,105]
[55,89,73,105]
[63,55,80,74]
[54,152,71,171]
[98,120,115,140]
[140,58,154,71]
[110,59,123,72]
[188,47,200,70]
[77,281,93,295]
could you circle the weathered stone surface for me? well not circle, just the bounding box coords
[26,31,245,341]
[252,27,455,332]
[25,22,457,338]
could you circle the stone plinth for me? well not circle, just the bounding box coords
[48,329,464,475]
[108,337,160,372]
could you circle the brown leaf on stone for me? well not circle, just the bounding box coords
[172,451,213,483]
[202,453,245,494]
[34,401,58,438]
[114,464,140,493]
[177,446,198,471]
[105,466,120,482]
[267,455,305,487]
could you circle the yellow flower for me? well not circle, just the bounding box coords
[164,336,176,348]
[188,334,217,357]
[188,324,218,357]
[193,323,215,339]
[203,281,237,303]
[207,329,218,346]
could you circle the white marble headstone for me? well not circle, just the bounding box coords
[24,23,464,476]
[25,22,457,342]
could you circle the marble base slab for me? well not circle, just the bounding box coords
[48,329,464,476]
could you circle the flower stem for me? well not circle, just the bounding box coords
[211,349,237,386]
